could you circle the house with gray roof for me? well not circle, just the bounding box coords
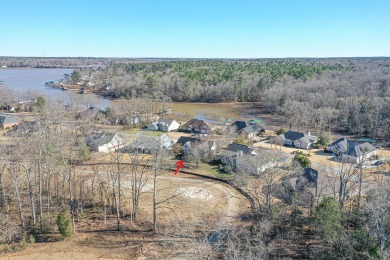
[220,144,285,175]
[127,133,173,154]
[285,167,339,198]
[275,131,317,150]
[5,121,43,136]
[327,138,377,163]
[176,136,216,154]
[238,125,258,139]
[235,154,278,175]
[86,132,124,152]
[220,144,258,170]
[220,143,257,161]
[231,119,262,139]
[77,106,103,120]
[0,114,21,129]
[231,120,248,131]
[146,118,180,132]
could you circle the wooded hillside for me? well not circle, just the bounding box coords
[73,58,390,138]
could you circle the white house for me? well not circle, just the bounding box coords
[176,136,216,154]
[275,131,317,150]
[220,145,283,175]
[86,132,124,153]
[127,133,173,154]
[236,156,276,175]
[238,125,258,139]
[220,144,258,165]
[327,138,377,163]
[147,119,180,132]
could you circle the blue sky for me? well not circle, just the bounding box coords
[1,0,389,58]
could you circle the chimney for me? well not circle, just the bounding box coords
[307,131,311,136]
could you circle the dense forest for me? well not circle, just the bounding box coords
[70,58,390,138]
[82,59,344,102]
[0,56,172,68]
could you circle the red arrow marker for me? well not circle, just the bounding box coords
[174,160,185,175]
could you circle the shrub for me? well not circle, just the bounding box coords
[172,143,184,156]
[1,244,11,253]
[315,197,342,244]
[36,96,46,109]
[233,136,246,145]
[56,210,73,238]
[369,154,380,160]
[26,234,35,244]
[78,144,91,162]
[293,154,311,168]
[276,128,286,135]
[17,239,28,250]
[312,143,320,149]
[318,131,332,146]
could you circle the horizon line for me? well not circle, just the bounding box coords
[1,55,390,60]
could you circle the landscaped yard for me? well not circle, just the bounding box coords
[184,163,234,180]
[254,140,340,167]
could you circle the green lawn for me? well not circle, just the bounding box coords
[201,163,233,180]
[125,129,139,135]
[142,130,163,136]
[124,129,165,136]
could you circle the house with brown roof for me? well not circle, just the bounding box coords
[180,119,214,134]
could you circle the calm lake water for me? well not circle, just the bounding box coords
[0,68,73,94]
[0,67,111,109]
[0,68,250,121]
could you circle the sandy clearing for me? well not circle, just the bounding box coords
[4,171,247,260]
[175,187,213,201]
[158,174,245,224]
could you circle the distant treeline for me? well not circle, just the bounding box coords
[0,56,175,68]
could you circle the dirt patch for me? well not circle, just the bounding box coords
[165,131,192,140]
[175,187,213,201]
